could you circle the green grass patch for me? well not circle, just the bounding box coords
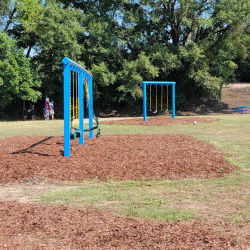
[39,180,195,221]
[39,172,250,223]
[0,120,64,138]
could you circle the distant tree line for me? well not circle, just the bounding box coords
[1,0,250,119]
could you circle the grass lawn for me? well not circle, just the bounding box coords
[1,114,250,224]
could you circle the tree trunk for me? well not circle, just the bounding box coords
[184,32,193,46]
[26,46,32,58]
[4,7,16,32]
[1,107,4,118]
[23,100,25,117]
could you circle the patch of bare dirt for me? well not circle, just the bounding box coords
[0,134,237,184]
[0,201,249,249]
[180,85,250,115]
[221,86,250,110]
[0,178,76,203]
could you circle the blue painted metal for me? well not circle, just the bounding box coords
[88,77,94,139]
[62,57,92,76]
[63,62,70,157]
[172,82,175,118]
[79,70,84,145]
[231,106,250,115]
[234,106,250,108]
[62,57,94,157]
[142,81,176,121]
[143,83,147,121]
[142,81,176,85]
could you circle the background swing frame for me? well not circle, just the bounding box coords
[142,81,176,121]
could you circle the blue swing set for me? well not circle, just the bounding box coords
[142,81,176,121]
[62,57,100,157]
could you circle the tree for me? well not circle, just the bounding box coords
[73,0,250,107]
[3,0,85,115]
[2,0,250,115]
[111,0,250,106]
[30,2,85,110]
[0,32,41,116]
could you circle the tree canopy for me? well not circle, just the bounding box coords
[0,32,41,108]
[1,0,250,117]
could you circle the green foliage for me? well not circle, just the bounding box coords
[2,0,250,112]
[91,62,116,88]
[31,1,84,102]
[116,52,158,103]
[15,0,44,32]
[3,0,84,109]
[0,32,41,108]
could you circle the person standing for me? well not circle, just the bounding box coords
[30,103,36,120]
[49,100,55,120]
[45,101,50,120]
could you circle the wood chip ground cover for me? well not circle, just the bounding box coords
[0,128,246,249]
[0,134,237,183]
[1,201,248,249]
[101,117,219,126]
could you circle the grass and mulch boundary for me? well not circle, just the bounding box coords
[101,116,219,126]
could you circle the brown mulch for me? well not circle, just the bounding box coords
[1,201,248,250]
[101,117,219,126]
[0,134,246,249]
[0,134,237,184]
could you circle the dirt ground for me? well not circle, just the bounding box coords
[179,84,250,116]
[0,84,250,249]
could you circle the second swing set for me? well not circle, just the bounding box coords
[142,81,176,121]
[149,84,170,113]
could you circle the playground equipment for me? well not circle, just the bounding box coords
[62,57,100,157]
[142,81,176,120]
[154,85,158,113]
[166,85,169,112]
[148,84,170,113]
[231,106,250,115]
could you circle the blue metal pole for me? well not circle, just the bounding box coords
[63,61,70,157]
[88,77,94,139]
[143,82,147,121]
[79,70,84,145]
[172,83,175,118]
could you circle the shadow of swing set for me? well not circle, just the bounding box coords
[63,58,176,157]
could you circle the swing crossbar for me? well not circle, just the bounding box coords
[142,81,176,121]
[142,81,176,85]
